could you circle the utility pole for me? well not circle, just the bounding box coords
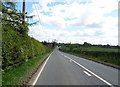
[22,0,25,23]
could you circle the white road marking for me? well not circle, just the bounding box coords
[61,53,114,87]
[84,71,92,76]
[69,59,72,62]
[32,52,53,86]
[64,55,67,57]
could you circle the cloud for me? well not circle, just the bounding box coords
[86,23,102,28]
[28,0,118,45]
[29,24,118,45]
[30,0,118,28]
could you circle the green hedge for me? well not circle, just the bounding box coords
[1,2,52,72]
[59,47,120,66]
[2,26,49,71]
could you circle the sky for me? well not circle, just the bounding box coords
[16,0,118,45]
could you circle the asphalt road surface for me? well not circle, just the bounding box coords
[35,47,119,86]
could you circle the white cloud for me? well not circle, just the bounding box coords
[29,24,118,45]
[31,0,118,28]
[28,0,118,45]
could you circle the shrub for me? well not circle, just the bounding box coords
[2,26,48,71]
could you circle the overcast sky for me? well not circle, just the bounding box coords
[22,0,119,45]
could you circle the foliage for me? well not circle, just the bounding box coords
[2,2,51,72]
[59,46,120,66]
[1,2,35,36]
[2,24,50,71]
[83,42,91,47]
[2,52,52,85]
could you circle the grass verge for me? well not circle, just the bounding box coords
[0,70,2,87]
[2,51,52,86]
[60,51,120,69]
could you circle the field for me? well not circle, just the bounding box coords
[59,46,119,66]
[75,46,118,52]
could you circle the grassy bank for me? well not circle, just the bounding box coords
[2,51,52,86]
[59,47,119,66]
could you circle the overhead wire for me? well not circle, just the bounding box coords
[32,0,44,31]
[32,0,56,42]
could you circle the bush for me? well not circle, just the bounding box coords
[2,26,48,71]
[2,2,51,72]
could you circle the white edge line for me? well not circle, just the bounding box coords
[32,52,53,86]
[84,71,92,76]
[62,53,114,87]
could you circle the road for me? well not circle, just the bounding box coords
[34,47,119,86]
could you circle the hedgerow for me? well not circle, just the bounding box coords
[2,23,50,71]
[59,47,120,66]
[2,2,50,71]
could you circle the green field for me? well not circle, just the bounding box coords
[59,46,119,66]
[74,46,118,52]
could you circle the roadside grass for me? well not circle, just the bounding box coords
[2,51,52,86]
[0,56,2,87]
[60,51,119,66]
[60,46,119,66]
[0,70,2,87]
[74,46,118,52]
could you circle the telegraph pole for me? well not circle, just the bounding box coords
[22,0,25,23]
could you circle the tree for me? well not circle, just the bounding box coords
[1,1,36,36]
[42,41,48,45]
[83,42,91,47]
[52,39,58,47]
